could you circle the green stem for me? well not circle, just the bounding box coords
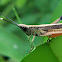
[13,7,22,24]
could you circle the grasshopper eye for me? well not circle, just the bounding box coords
[20,27,27,31]
[43,30,48,31]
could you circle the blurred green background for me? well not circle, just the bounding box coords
[0,0,62,62]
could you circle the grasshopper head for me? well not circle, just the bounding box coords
[18,24,28,32]
[18,24,28,34]
[18,24,31,36]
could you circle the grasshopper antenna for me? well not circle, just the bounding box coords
[0,12,18,26]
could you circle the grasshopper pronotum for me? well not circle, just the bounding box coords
[0,12,62,52]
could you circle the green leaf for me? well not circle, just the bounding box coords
[50,36,62,62]
[22,14,40,24]
[0,0,10,5]
[21,0,62,62]
[21,42,59,62]
[0,0,60,61]
[50,0,62,23]
[21,36,62,62]
[15,0,27,8]
[0,26,31,61]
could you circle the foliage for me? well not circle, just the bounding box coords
[0,0,62,62]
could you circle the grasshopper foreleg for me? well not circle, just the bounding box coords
[28,35,32,42]
[29,35,35,53]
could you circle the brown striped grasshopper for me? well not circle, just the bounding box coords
[0,12,62,52]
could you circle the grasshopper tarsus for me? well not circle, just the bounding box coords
[47,38,51,44]
[29,46,34,53]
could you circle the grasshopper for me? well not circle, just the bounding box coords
[0,12,62,52]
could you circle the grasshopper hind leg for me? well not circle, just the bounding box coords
[60,16,62,20]
[51,16,62,24]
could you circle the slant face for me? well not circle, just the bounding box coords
[18,24,32,36]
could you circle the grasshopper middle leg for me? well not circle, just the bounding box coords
[29,35,35,53]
